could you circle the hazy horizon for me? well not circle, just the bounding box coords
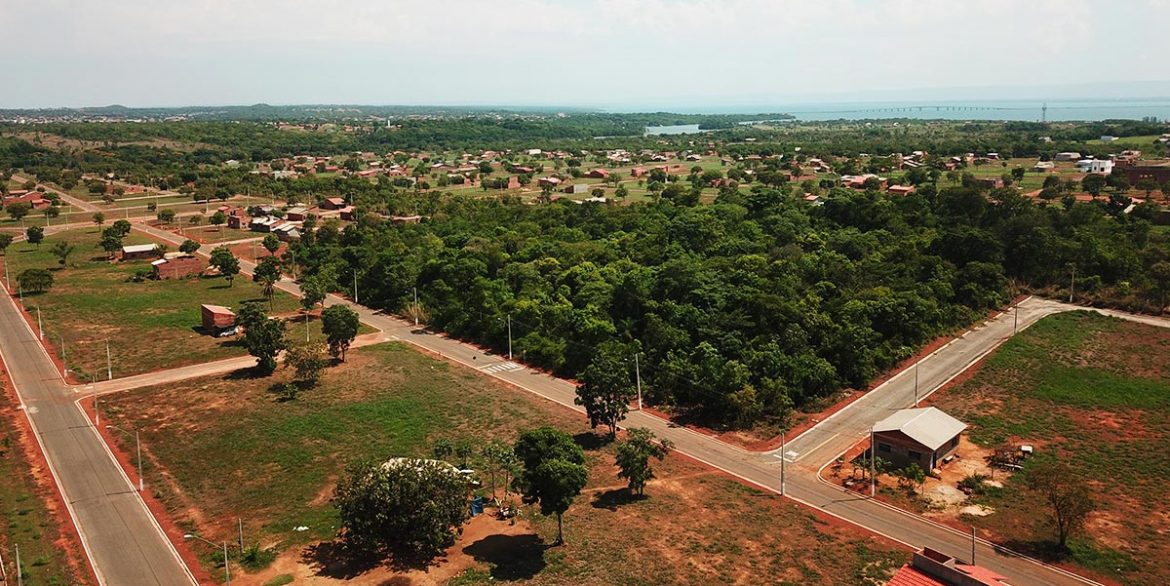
[4,0,1170,110]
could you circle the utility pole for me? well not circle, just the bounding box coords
[1014,304,1019,333]
[224,540,231,586]
[870,426,876,497]
[353,272,358,304]
[506,314,512,360]
[971,526,977,564]
[1069,264,1076,303]
[135,430,143,491]
[15,543,22,586]
[94,389,99,427]
[238,518,245,552]
[61,334,68,378]
[413,286,419,327]
[105,339,112,380]
[4,256,9,290]
[779,431,786,496]
[36,306,43,340]
[634,354,643,411]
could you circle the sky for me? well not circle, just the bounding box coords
[3,0,1170,110]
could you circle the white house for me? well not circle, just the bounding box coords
[1076,159,1114,175]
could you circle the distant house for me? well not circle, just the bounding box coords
[321,197,346,210]
[587,168,610,179]
[1099,135,1118,143]
[272,223,301,241]
[972,177,1004,190]
[339,206,357,221]
[3,192,50,209]
[872,407,967,472]
[1075,159,1114,175]
[120,244,159,262]
[564,183,590,194]
[1032,161,1056,172]
[285,207,308,221]
[506,176,521,189]
[537,177,561,188]
[511,166,535,174]
[390,215,423,225]
[1054,152,1081,162]
[886,184,916,196]
[888,547,1010,586]
[200,304,236,335]
[1124,162,1170,186]
[249,217,280,232]
[151,255,203,280]
[630,166,648,178]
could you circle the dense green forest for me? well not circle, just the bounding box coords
[280,184,1170,428]
[3,117,1169,429]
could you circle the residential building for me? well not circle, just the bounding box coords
[200,304,236,334]
[872,407,967,472]
[120,244,159,261]
[1075,159,1114,175]
[151,255,203,280]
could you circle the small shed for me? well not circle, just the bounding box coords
[873,407,966,472]
[321,197,346,210]
[152,255,203,280]
[121,244,159,261]
[201,304,236,334]
[285,207,308,221]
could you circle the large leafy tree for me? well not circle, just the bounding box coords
[320,304,360,361]
[335,458,469,559]
[17,268,53,294]
[514,427,587,545]
[25,225,44,247]
[238,301,286,374]
[615,428,673,497]
[574,341,636,437]
[209,246,240,287]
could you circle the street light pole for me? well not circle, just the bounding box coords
[870,426,876,497]
[353,272,358,304]
[15,543,22,586]
[1014,304,1019,333]
[105,424,144,491]
[36,306,43,340]
[634,354,643,411]
[413,286,419,326]
[779,431,786,496]
[105,339,112,380]
[913,361,919,407]
[506,314,512,360]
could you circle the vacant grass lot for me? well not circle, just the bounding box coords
[5,227,300,380]
[101,342,907,585]
[928,311,1170,586]
[0,388,87,585]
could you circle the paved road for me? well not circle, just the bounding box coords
[0,286,195,583]
[125,223,1170,585]
[144,228,1116,585]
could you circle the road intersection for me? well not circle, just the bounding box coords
[6,216,1163,584]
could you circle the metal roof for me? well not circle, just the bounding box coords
[873,407,967,451]
[122,244,157,253]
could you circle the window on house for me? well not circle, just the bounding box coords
[908,450,922,461]
[878,443,891,453]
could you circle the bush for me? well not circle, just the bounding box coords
[239,543,277,570]
[958,473,989,495]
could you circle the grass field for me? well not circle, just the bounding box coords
[0,387,87,585]
[3,227,301,380]
[927,311,1170,586]
[100,341,907,584]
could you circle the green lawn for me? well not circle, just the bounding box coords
[4,227,301,380]
[0,390,87,585]
[101,342,907,584]
[1086,135,1161,146]
[928,311,1170,585]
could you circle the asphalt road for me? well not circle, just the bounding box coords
[87,223,1170,585]
[0,284,196,583]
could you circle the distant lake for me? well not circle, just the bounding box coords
[645,124,703,136]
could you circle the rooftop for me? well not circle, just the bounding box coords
[873,407,967,451]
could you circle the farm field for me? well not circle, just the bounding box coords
[925,311,1170,586]
[99,341,908,585]
[3,227,301,380]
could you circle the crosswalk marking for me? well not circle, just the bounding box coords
[479,361,522,374]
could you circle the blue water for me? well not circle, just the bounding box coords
[781,99,1170,122]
